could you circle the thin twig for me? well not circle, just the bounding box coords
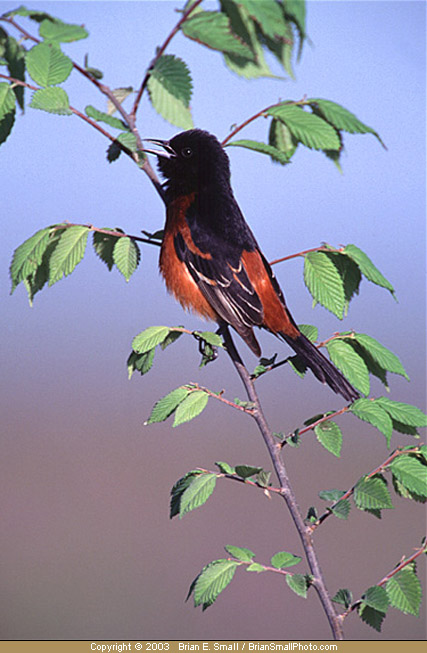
[282,406,350,449]
[220,325,344,640]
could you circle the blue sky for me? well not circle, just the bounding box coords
[1,1,426,641]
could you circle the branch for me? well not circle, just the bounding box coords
[282,406,350,449]
[50,222,162,248]
[130,0,204,119]
[311,446,423,531]
[269,245,343,266]
[220,324,344,640]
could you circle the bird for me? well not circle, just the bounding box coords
[143,129,359,402]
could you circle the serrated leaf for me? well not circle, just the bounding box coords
[358,604,386,632]
[147,54,193,129]
[195,331,223,347]
[0,81,17,119]
[180,473,217,517]
[0,98,15,146]
[235,465,262,479]
[38,18,88,43]
[246,563,265,573]
[326,339,370,396]
[92,230,119,270]
[298,324,318,342]
[350,398,393,444]
[353,334,409,380]
[304,251,345,318]
[173,390,209,427]
[85,105,127,130]
[225,545,255,562]
[315,420,343,458]
[192,559,238,610]
[286,573,307,598]
[26,42,72,86]
[324,252,361,312]
[238,0,288,40]
[375,398,426,428]
[4,36,26,109]
[386,568,422,616]
[267,104,341,151]
[362,585,390,612]
[116,131,138,152]
[344,244,395,297]
[319,489,346,502]
[332,588,353,608]
[160,328,183,350]
[133,326,171,354]
[20,229,65,304]
[4,7,54,22]
[308,98,385,147]
[271,551,302,569]
[112,236,140,282]
[170,470,203,519]
[145,386,190,425]
[390,456,427,497]
[48,226,89,285]
[226,139,290,165]
[107,87,133,115]
[354,475,393,510]
[182,11,254,58]
[30,87,72,115]
[10,227,51,291]
[331,499,351,520]
[269,119,298,160]
[215,461,235,475]
[127,348,155,379]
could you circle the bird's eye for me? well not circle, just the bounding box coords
[181,147,193,158]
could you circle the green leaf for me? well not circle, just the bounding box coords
[127,348,155,379]
[0,81,16,119]
[113,236,140,282]
[133,326,171,354]
[20,229,66,305]
[362,585,390,613]
[4,36,26,110]
[145,386,190,425]
[180,473,217,517]
[267,104,341,151]
[246,563,265,573]
[147,54,193,129]
[308,99,385,147]
[386,568,422,616]
[344,244,395,297]
[358,604,386,632]
[225,545,255,562]
[332,588,352,608]
[326,339,370,396]
[237,0,288,41]
[4,7,55,22]
[390,456,427,497]
[298,324,319,342]
[10,227,51,292]
[182,11,254,58]
[375,398,427,428]
[195,331,224,347]
[85,105,127,130]
[170,470,203,519]
[92,230,119,270]
[268,118,298,160]
[173,390,209,427]
[331,499,351,520]
[319,489,346,502]
[0,97,15,146]
[38,18,88,43]
[353,475,394,511]
[226,139,291,165]
[160,328,184,350]
[304,251,345,318]
[286,573,308,598]
[353,334,409,381]
[325,252,362,312]
[191,559,238,610]
[315,420,343,458]
[106,86,133,115]
[271,551,302,569]
[215,461,235,475]
[30,87,72,115]
[48,225,89,286]
[26,42,72,86]
[235,465,263,479]
[350,398,393,445]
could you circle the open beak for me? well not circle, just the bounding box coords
[142,138,176,159]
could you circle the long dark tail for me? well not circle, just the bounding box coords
[281,332,360,403]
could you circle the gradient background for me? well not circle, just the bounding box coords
[1,0,426,642]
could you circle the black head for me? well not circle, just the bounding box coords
[144,129,231,197]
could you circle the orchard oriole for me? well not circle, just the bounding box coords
[144,129,359,402]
